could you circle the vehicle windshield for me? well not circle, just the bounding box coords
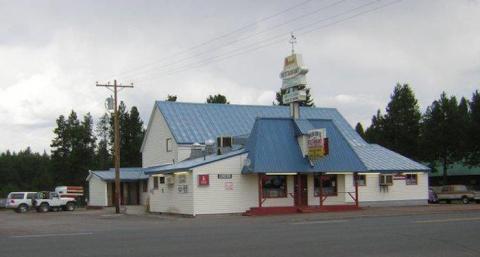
[8,193,24,199]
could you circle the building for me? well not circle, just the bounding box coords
[87,51,430,215]
[429,163,480,188]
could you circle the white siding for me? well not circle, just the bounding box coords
[149,173,194,215]
[192,153,258,215]
[142,108,178,168]
[343,172,429,205]
[88,175,107,207]
[139,180,149,205]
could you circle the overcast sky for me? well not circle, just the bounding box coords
[1,0,479,152]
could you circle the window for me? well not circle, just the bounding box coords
[166,138,173,152]
[9,193,24,199]
[354,175,367,186]
[262,175,287,198]
[153,177,159,189]
[26,193,37,200]
[406,174,418,185]
[314,175,337,196]
[178,174,186,184]
[142,180,148,192]
[159,177,165,184]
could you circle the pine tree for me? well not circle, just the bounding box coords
[381,84,422,160]
[421,92,467,185]
[95,113,111,170]
[207,94,229,104]
[355,122,366,139]
[275,87,314,107]
[365,110,385,144]
[124,106,144,167]
[167,95,177,102]
[467,90,480,166]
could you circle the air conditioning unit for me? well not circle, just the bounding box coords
[379,174,393,186]
[217,136,233,155]
[166,176,175,185]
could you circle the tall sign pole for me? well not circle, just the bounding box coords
[96,80,133,214]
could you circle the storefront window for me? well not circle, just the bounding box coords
[354,174,367,186]
[314,175,337,196]
[262,175,287,198]
[406,174,418,185]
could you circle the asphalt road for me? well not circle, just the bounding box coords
[1,208,480,257]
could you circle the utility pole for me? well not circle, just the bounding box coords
[96,80,133,214]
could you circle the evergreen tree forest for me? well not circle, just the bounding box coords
[358,84,480,185]
[0,102,144,197]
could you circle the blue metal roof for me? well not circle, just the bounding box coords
[243,118,367,173]
[352,144,429,171]
[156,101,367,146]
[90,167,148,181]
[293,119,316,136]
[244,118,429,173]
[144,148,247,175]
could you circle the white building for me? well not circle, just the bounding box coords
[87,52,430,215]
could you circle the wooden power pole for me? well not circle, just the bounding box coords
[96,80,133,214]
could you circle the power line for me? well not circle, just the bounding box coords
[134,0,401,83]
[118,0,347,81]
[108,0,315,81]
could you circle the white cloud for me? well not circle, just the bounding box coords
[0,0,479,152]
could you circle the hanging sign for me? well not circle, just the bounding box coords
[308,129,329,161]
[218,174,232,179]
[280,54,309,90]
[198,174,209,186]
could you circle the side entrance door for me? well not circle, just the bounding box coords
[294,175,308,206]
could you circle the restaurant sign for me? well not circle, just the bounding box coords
[307,129,329,161]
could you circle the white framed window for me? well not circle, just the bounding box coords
[166,138,173,152]
[354,174,367,186]
[406,174,418,185]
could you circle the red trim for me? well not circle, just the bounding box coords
[354,172,359,208]
[258,174,263,208]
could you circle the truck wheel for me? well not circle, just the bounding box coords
[16,204,28,213]
[462,196,469,204]
[38,203,49,213]
[64,202,75,211]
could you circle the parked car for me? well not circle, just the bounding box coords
[436,185,476,204]
[33,192,76,212]
[5,192,37,213]
[428,187,438,203]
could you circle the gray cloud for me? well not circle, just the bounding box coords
[1,0,479,152]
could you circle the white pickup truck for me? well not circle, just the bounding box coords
[33,192,76,212]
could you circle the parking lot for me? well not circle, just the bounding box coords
[1,205,480,257]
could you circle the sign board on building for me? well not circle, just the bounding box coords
[198,174,209,186]
[224,182,234,190]
[280,54,308,90]
[177,185,188,194]
[218,174,232,179]
[283,88,307,105]
[308,129,328,161]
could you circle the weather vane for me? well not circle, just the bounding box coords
[289,32,297,54]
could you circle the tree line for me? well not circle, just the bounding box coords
[355,84,480,185]
[0,102,144,197]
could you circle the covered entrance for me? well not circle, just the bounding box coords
[248,173,360,216]
[294,174,308,206]
[108,181,145,206]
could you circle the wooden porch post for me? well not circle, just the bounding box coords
[354,172,359,208]
[319,173,323,206]
[258,174,263,208]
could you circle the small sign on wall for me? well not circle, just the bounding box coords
[198,174,209,186]
[224,182,233,190]
[218,174,232,179]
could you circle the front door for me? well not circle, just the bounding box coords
[294,175,308,206]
